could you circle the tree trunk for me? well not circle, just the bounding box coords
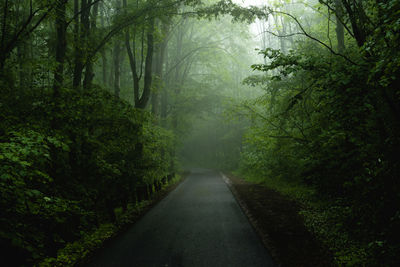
[17,2,31,91]
[53,0,67,98]
[335,0,345,53]
[341,0,366,47]
[279,15,286,53]
[151,51,161,116]
[101,50,108,86]
[161,45,169,125]
[17,39,30,90]
[135,18,155,109]
[72,0,82,88]
[112,0,122,97]
[123,0,140,105]
[109,49,115,90]
[83,1,99,89]
[151,23,168,118]
[100,3,108,86]
[73,0,92,89]
[171,20,185,130]
[113,41,121,97]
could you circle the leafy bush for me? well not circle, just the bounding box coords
[239,9,400,263]
[0,85,176,265]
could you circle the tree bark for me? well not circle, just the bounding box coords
[51,0,67,131]
[171,20,185,130]
[72,0,82,88]
[123,0,140,105]
[161,44,169,125]
[100,2,108,86]
[17,38,30,90]
[151,51,161,115]
[73,0,92,89]
[136,19,155,109]
[151,22,169,118]
[113,41,121,97]
[113,0,122,97]
[341,0,366,47]
[335,0,345,53]
[53,0,67,97]
[83,1,99,89]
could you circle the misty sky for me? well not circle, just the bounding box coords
[233,0,268,7]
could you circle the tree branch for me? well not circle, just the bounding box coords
[243,104,309,144]
[270,9,359,66]
[85,0,182,66]
[66,0,104,27]
[318,0,355,39]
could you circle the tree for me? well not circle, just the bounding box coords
[53,0,67,97]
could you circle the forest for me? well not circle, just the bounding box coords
[0,0,399,266]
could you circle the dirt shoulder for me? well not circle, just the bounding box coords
[223,173,333,267]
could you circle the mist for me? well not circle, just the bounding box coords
[1,0,399,265]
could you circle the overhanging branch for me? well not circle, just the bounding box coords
[270,9,360,66]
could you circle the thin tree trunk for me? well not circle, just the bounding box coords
[278,15,286,53]
[72,0,82,88]
[335,0,345,53]
[100,2,107,86]
[53,0,67,97]
[136,18,155,109]
[161,45,169,125]
[113,0,122,97]
[73,0,92,89]
[341,0,366,47]
[109,49,114,89]
[83,1,99,89]
[151,22,168,118]
[151,51,160,115]
[101,50,108,86]
[123,0,140,105]
[52,0,67,131]
[17,39,29,90]
[171,21,185,130]
[113,41,121,97]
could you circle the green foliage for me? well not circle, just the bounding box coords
[196,0,268,23]
[239,1,400,265]
[38,223,117,267]
[0,130,84,261]
[37,174,181,267]
[0,83,176,265]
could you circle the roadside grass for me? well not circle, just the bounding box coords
[235,170,368,266]
[36,174,184,267]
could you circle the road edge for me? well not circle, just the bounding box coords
[220,172,280,267]
[36,172,190,267]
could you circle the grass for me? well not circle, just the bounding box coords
[36,174,183,267]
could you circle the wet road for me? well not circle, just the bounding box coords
[89,169,275,267]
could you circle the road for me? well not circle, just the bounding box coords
[89,169,275,267]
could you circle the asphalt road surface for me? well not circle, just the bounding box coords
[89,169,275,267]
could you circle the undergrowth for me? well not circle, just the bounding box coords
[36,174,182,267]
[236,170,368,266]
